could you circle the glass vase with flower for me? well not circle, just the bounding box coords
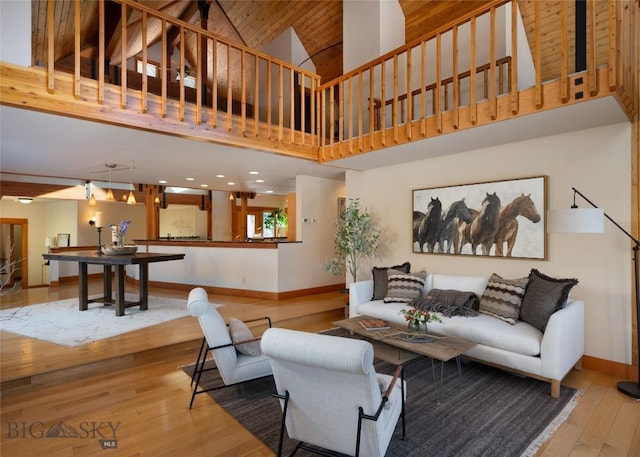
[399,307,442,333]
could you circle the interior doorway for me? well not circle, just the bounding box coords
[0,218,29,291]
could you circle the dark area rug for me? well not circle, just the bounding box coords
[184,332,579,457]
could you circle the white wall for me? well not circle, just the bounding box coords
[0,199,49,286]
[159,205,207,238]
[346,123,632,365]
[343,0,405,73]
[0,0,31,66]
[290,175,346,289]
[0,197,148,285]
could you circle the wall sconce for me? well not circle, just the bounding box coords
[121,194,128,202]
[88,193,97,206]
[154,195,161,205]
[229,193,234,201]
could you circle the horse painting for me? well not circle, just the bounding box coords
[414,197,442,253]
[437,199,473,253]
[469,192,501,255]
[494,193,541,257]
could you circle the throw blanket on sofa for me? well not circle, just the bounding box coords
[414,289,479,317]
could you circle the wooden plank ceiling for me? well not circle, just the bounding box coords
[32,0,501,86]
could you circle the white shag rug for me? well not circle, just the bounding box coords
[0,294,216,347]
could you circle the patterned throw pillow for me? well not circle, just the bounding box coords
[479,273,529,324]
[519,269,578,332]
[372,262,411,300]
[383,270,427,303]
[228,317,261,356]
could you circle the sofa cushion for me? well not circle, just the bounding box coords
[384,270,427,303]
[444,314,543,356]
[372,262,411,300]
[520,269,578,332]
[228,317,261,356]
[479,273,529,324]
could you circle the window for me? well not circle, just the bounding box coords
[135,59,159,78]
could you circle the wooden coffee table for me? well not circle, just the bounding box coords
[334,316,477,402]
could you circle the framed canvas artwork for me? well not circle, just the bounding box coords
[412,176,547,259]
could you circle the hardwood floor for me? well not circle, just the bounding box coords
[1,281,639,456]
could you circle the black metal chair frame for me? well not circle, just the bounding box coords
[189,316,272,409]
[273,364,405,457]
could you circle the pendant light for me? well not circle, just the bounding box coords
[106,163,116,201]
[127,165,136,205]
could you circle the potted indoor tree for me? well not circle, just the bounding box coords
[324,198,381,284]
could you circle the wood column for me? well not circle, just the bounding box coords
[144,184,160,239]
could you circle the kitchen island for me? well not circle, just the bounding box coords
[133,239,342,299]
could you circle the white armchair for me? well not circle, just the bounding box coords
[261,328,406,457]
[187,287,273,408]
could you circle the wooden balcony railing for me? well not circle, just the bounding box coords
[0,0,636,164]
[40,0,322,159]
[317,0,638,162]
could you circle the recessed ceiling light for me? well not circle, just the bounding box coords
[186,177,195,181]
[200,184,209,188]
[158,180,167,184]
[255,179,265,183]
[266,190,274,194]
[249,171,259,175]
[216,174,225,178]
[227,182,235,186]
[17,197,33,204]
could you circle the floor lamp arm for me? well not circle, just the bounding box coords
[572,187,640,245]
[571,188,640,398]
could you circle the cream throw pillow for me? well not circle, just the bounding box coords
[228,317,261,356]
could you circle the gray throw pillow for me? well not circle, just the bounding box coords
[228,317,261,356]
[519,269,578,332]
[372,262,411,300]
[479,273,529,324]
[384,270,427,303]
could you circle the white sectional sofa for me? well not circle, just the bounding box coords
[349,273,584,398]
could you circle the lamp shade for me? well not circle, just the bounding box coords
[547,208,605,233]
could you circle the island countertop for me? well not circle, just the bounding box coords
[133,239,301,249]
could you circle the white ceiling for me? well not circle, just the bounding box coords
[0,96,629,198]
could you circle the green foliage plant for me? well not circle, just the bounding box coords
[264,208,288,238]
[324,198,381,283]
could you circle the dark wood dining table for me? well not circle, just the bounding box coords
[43,251,185,316]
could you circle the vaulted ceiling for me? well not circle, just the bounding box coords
[32,0,496,85]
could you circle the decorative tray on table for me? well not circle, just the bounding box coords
[102,245,138,255]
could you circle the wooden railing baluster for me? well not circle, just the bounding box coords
[161,19,167,118]
[534,0,542,109]
[489,7,496,120]
[452,24,459,129]
[588,0,597,96]
[141,11,148,115]
[47,0,54,93]
[470,17,477,125]
[120,1,127,109]
[510,0,518,114]
[74,0,80,98]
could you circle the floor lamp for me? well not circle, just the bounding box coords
[548,187,640,399]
